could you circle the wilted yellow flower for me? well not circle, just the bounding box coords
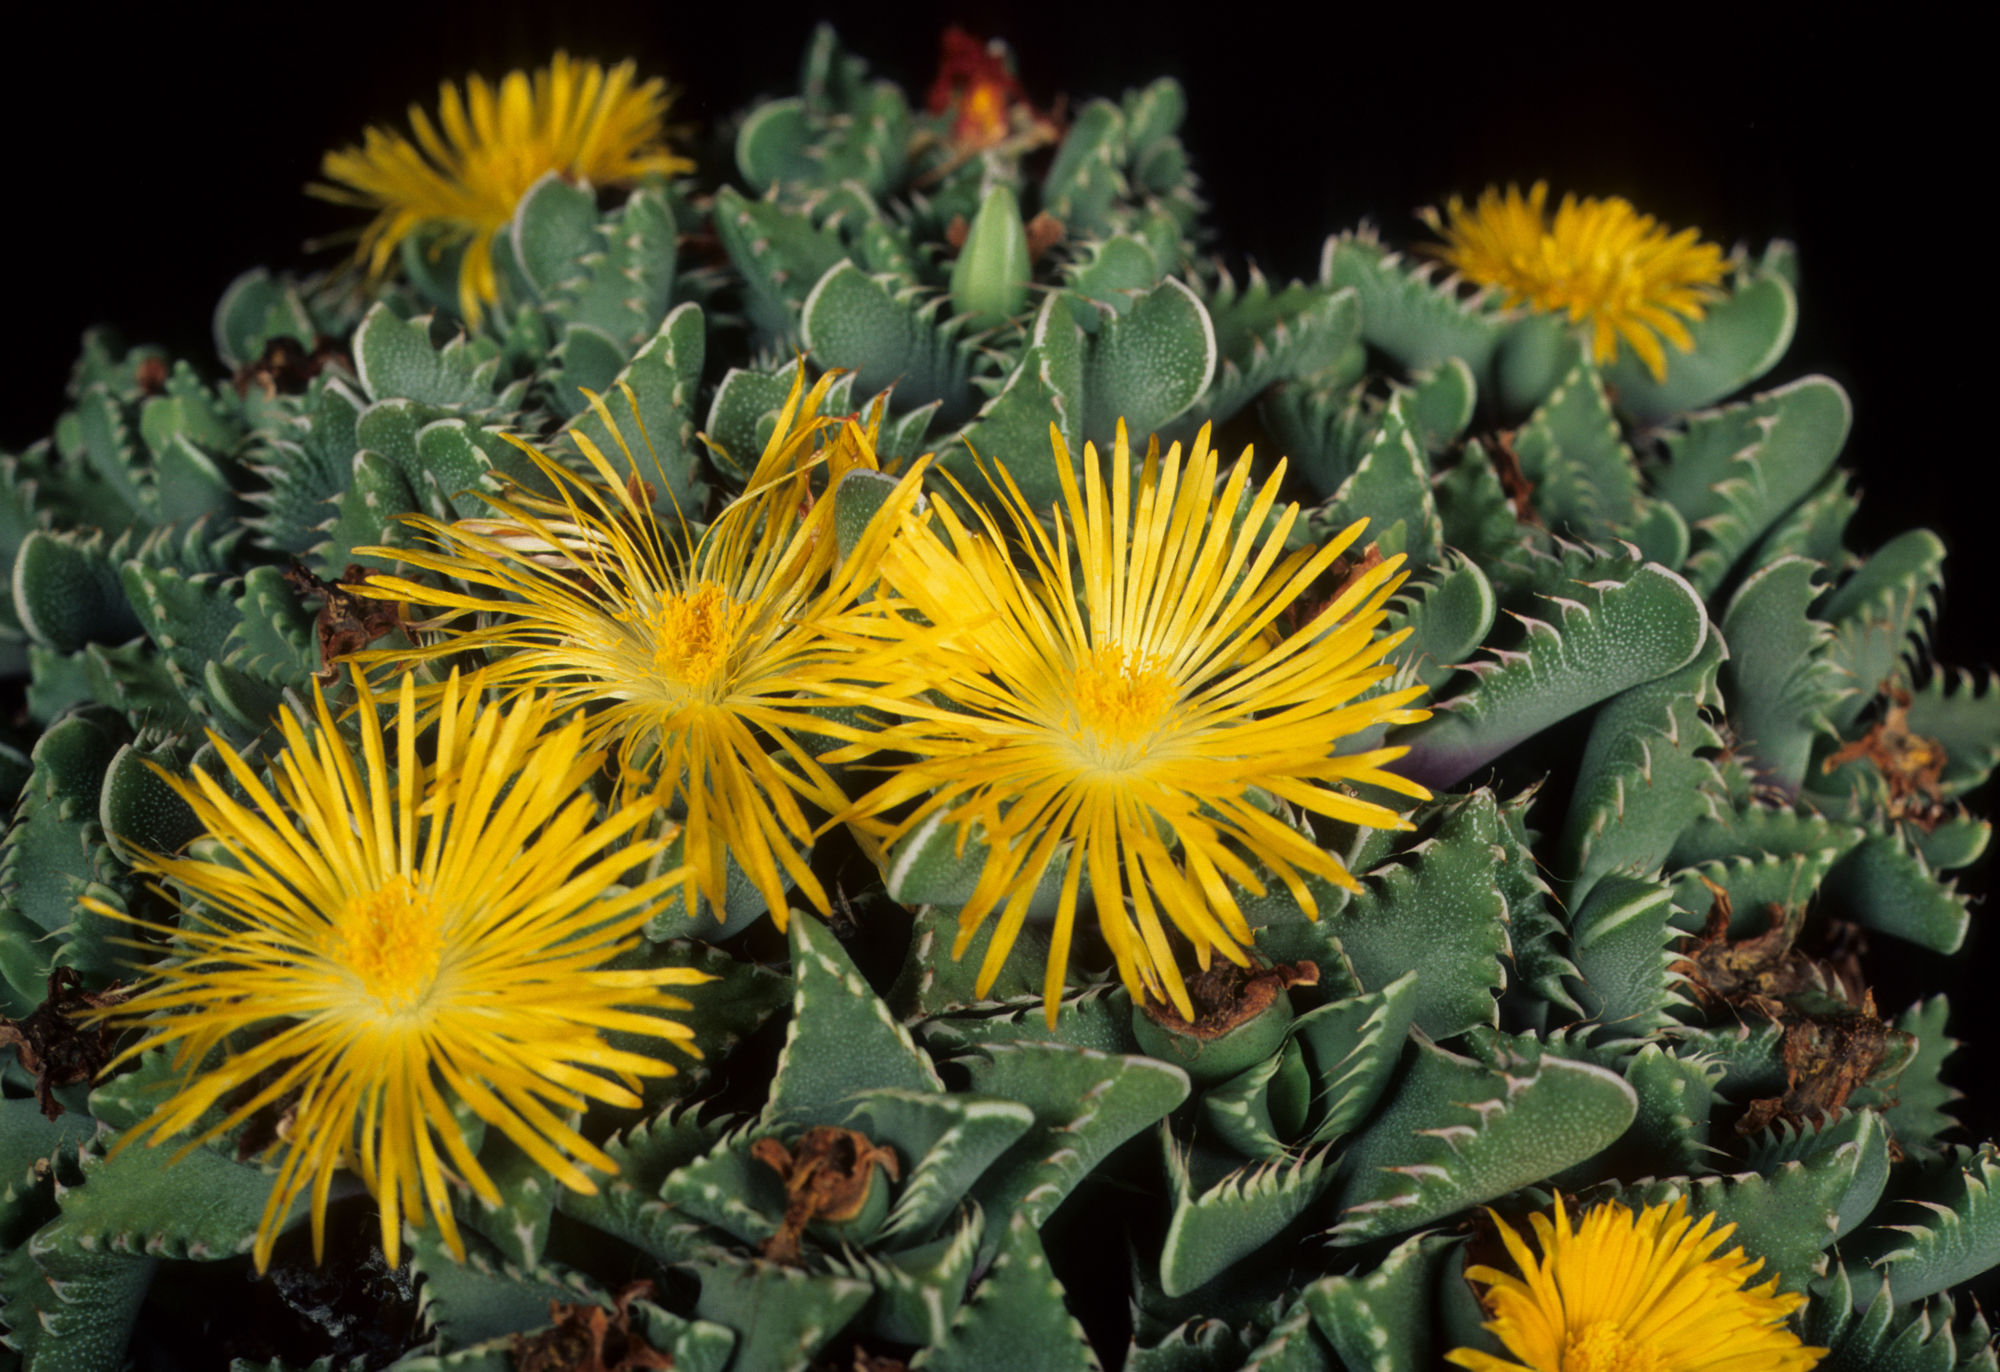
[314,52,692,326]
[840,422,1431,1024]
[86,671,704,1272]
[1423,181,1728,382]
[1448,1195,1825,1372]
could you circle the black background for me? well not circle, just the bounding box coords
[6,8,1992,1135]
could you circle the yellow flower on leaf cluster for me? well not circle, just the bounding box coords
[361,373,932,928]
[83,671,706,1273]
[842,423,1432,1023]
[1423,182,1728,382]
[1447,1196,1825,1372]
[314,53,692,327]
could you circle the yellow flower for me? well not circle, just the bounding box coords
[84,670,705,1272]
[359,373,932,929]
[314,52,693,327]
[1422,182,1728,382]
[840,423,1432,1024]
[1447,1196,1826,1372]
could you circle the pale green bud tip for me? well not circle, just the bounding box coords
[949,182,1031,329]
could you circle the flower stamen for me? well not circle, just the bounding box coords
[645,583,752,697]
[1070,643,1178,766]
[335,876,444,1016]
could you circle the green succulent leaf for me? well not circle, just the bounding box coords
[1201,1040,1300,1161]
[1612,1043,1723,1180]
[1749,465,1858,581]
[711,187,849,346]
[1648,1127,1876,1295]
[98,739,201,865]
[1433,438,1526,565]
[351,305,514,410]
[1301,1231,1455,1372]
[1332,791,1510,1039]
[1393,558,1708,790]
[1817,529,1946,731]
[1378,551,1496,695]
[1651,375,1851,598]
[748,47,909,196]
[73,383,158,526]
[1188,271,1360,431]
[1720,555,1847,796]
[1316,391,1442,569]
[1560,622,1728,906]
[0,1234,156,1371]
[883,812,1074,923]
[1328,1034,1637,1245]
[1495,311,1582,415]
[959,1042,1189,1263]
[1126,1318,1253,1372]
[1235,1297,1340,1372]
[912,1207,1102,1372]
[802,262,974,421]
[1401,356,1478,453]
[1667,846,1847,940]
[1259,372,1372,500]
[246,375,366,557]
[888,901,1055,1020]
[1043,98,1130,241]
[1565,875,1682,1039]
[736,98,813,191]
[917,984,1144,1058]
[1807,1262,1993,1372]
[1821,827,1972,955]
[1852,997,1963,1155]
[1291,970,1421,1149]
[686,1251,874,1372]
[410,1224,606,1351]
[564,301,708,517]
[951,184,1032,329]
[36,1128,295,1263]
[1,708,128,974]
[1605,268,1797,424]
[507,171,601,298]
[1320,233,1500,376]
[1494,789,1583,1016]
[763,914,945,1132]
[554,1106,723,1266]
[1745,1109,1894,1242]
[320,448,422,575]
[826,1206,984,1345]
[213,268,320,371]
[0,1097,93,1233]
[1903,668,2000,800]
[1512,356,1642,538]
[946,329,1075,510]
[704,358,813,480]
[456,1129,557,1271]
[12,529,143,655]
[1840,1145,2000,1305]
[1077,277,1217,447]
[1158,1129,1338,1298]
[844,1088,1036,1245]
[655,1125,786,1249]
[543,186,678,349]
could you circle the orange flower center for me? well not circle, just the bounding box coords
[337,876,444,1015]
[1563,1319,1661,1372]
[1070,643,1177,768]
[956,81,1012,148]
[649,582,749,697]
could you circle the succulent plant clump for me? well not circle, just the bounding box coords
[2,23,1996,1371]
